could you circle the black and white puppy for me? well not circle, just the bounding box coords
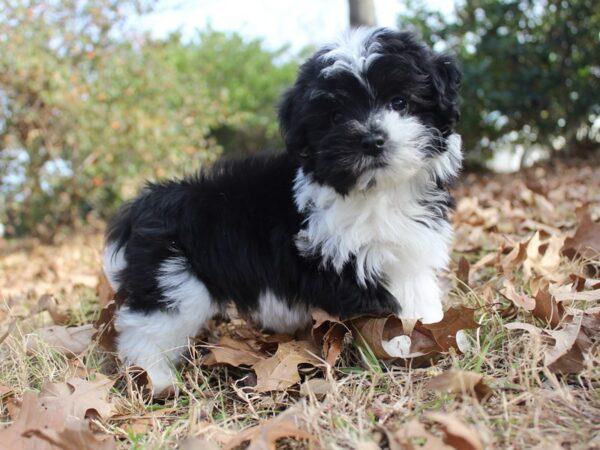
[103,27,462,394]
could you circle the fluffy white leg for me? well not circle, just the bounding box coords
[115,257,218,395]
[388,270,444,324]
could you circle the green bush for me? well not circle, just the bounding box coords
[398,0,600,162]
[0,1,298,238]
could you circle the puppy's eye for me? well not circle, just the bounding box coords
[331,113,343,124]
[390,96,408,112]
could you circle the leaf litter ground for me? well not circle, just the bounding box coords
[1,159,599,449]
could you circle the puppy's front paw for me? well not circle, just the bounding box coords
[145,363,178,398]
[391,273,444,324]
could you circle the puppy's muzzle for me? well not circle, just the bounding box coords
[361,131,387,156]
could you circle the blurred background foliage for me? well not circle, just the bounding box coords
[0,0,598,239]
[399,0,600,166]
[0,0,296,238]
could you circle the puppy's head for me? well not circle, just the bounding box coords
[279,28,462,194]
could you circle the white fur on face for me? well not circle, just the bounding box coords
[294,129,462,323]
[115,256,217,394]
[103,241,127,290]
[370,113,432,187]
[251,290,311,334]
[376,114,463,187]
[318,27,382,81]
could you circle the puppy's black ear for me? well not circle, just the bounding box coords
[278,85,308,157]
[432,53,462,130]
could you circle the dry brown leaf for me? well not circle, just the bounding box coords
[351,316,407,359]
[426,370,493,402]
[500,239,528,274]
[39,375,116,420]
[37,294,71,324]
[204,336,266,367]
[562,207,600,260]
[453,224,483,252]
[0,376,116,450]
[24,416,116,450]
[0,391,68,450]
[418,307,479,353]
[223,409,315,450]
[500,278,535,310]
[93,300,119,352]
[427,412,484,450]
[456,257,470,292]
[351,307,478,361]
[311,309,351,365]
[550,285,600,303]
[544,315,585,373]
[253,341,320,392]
[532,289,565,327]
[523,231,565,282]
[26,324,95,356]
[504,322,544,336]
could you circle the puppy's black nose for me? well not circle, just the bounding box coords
[361,134,386,155]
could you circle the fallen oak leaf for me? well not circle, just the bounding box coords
[549,285,600,303]
[426,370,493,402]
[253,341,320,392]
[39,375,116,420]
[0,391,67,450]
[351,316,412,359]
[500,278,535,310]
[351,315,437,358]
[351,307,478,361]
[223,409,316,450]
[0,376,116,450]
[418,306,479,353]
[456,257,471,292]
[93,300,119,352]
[426,412,484,450]
[544,315,586,374]
[523,231,565,282]
[562,207,600,260]
[504,322,544,336]
[531,289,566,327]
[203,336,266,367]
[37,294,71,324]
[499,238,528,275]
[26,324,95,356]
[24,416,116,450]
[311,309,351,366]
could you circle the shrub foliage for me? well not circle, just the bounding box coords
[0,0,296,237]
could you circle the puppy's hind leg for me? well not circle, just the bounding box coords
[115,257,218,396]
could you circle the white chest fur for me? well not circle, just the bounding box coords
[293,168,453,323]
